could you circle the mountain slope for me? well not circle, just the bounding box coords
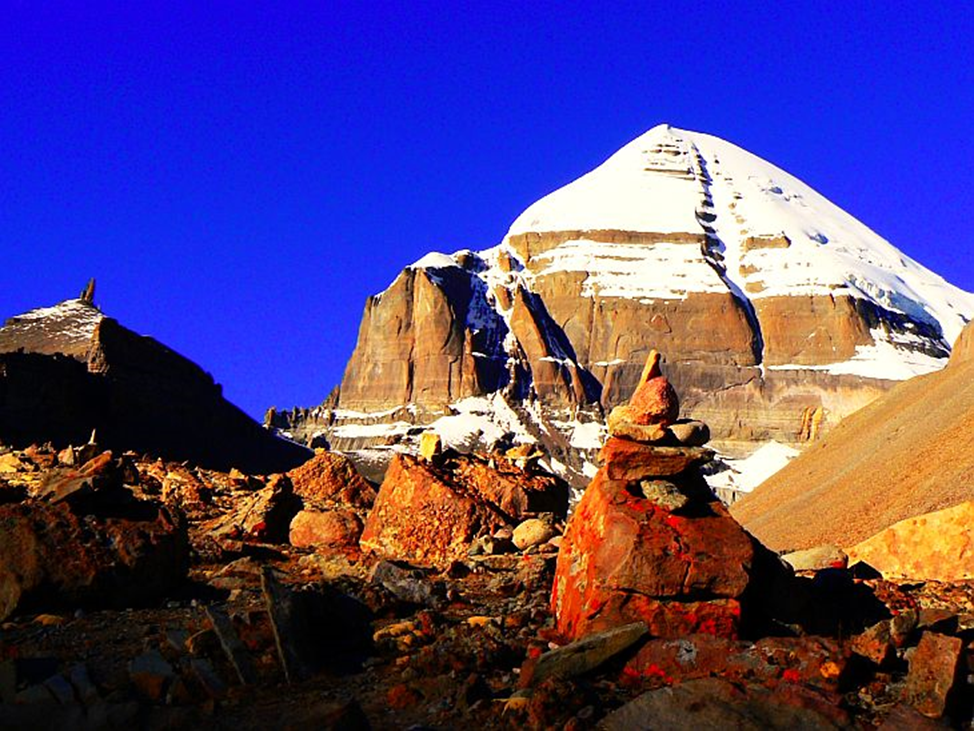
[275,124,974,484]
[731,322,974,550]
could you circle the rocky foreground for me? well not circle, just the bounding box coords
[3,356,974,729]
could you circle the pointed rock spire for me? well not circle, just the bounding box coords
[80,278,96,304]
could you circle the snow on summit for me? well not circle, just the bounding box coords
[505,123,974,351]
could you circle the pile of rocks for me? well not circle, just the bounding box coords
[553,350,768,641]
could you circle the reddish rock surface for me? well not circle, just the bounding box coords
[287,450,376,509]
[904,631,962,718]
[0,498,187,621]
[289,508,363,550]
[597,438,712,481]
[627,350,680,426]
[551,467,754,640]
[623,635,845,692]
[360,452,568,566]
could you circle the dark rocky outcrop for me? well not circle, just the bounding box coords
[0,297,310,474]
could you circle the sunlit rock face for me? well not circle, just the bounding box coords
[278,125,974,485]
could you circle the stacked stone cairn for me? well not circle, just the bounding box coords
[552,350,765,641]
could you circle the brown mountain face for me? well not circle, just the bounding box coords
[305,244,908,450]
[731,321,974,551]
[0,297,310,474]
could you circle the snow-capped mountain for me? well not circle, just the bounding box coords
[273,124,974,490]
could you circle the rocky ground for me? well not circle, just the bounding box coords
[1,441,974,730]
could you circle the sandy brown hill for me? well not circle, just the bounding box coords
[731,322,974,551]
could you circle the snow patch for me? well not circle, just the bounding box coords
[706,441,800,496]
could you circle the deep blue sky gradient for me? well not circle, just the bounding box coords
[3,2,972,418]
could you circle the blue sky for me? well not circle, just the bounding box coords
[2,2,972,418]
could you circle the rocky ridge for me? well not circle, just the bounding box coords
[272,124,974,491]
[0,293,309,475]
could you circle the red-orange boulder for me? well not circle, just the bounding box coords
[289,508,364,551]
[551,468,755,640]
[287,450,376,509]
[360,452,568,566]
[627,350,680,426]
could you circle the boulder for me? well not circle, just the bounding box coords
[512,517,556,551]
[847,501,974,581]
[360,452,567,566]
[0,499,188,621]
[289,509,363,550]
[286,450,376,509]
[551,467,755,640]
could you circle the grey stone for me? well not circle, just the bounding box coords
[525,622,648,687]
[204,606,257,685]
[638,480,689,511]
[668,420,710,447]
[781,544,848,572]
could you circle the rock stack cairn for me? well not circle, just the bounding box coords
[552,350,762,641]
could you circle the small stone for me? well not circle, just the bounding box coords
[606,407,669,443]
[667,420,710,446]
[850,621,894,666]
[66,664,99,706]
[205,606,257,685]
[188,659,227,700]
[513,518,556,551]
[371,560,440,607]
[43,674,75,705]
[781,544,848,572]
[419,432,443,461]
[638,480,689,511]
[520,622,648,687]
[129,650,175,702]
[627,350,680,426]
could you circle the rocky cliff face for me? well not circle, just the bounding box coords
[0,297,310,474]
[275,125,974,485]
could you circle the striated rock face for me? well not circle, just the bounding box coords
[278,125,974,484]
[360,451,568,566]
[0,296,310,474]
[733,319,974,551]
